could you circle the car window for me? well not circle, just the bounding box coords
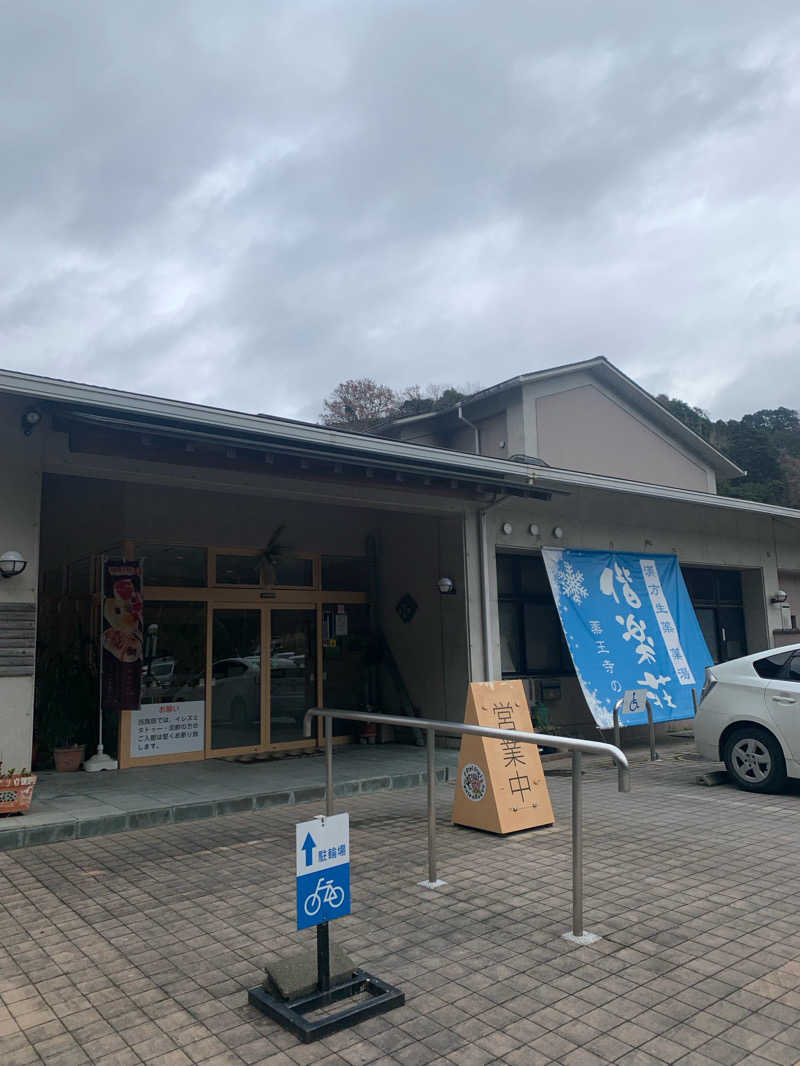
[787,654,800,683]
[213,660,239,679]
[753,651,793,679]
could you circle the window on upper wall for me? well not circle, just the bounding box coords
[141,544,207,588]
[497,553,573,677]
[273,557,314,587]
[215,552,262,586]
[322,556,368,592]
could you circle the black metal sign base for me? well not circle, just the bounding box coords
[248,969,405,1043]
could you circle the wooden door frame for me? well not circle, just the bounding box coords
[205,601,327,757]
[115,544,366,768]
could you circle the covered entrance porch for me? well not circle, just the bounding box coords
[35,461,473,772]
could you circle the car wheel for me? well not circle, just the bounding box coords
[723,726,787,793]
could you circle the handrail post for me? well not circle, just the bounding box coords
[417,727,445,888]
[564,750,600,945]
[572,750,582,937]
[325,715,334,816]
[646,700,659,762]
[427,728,436,884]
[613,700,621,753]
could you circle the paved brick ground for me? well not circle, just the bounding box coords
[3,755,800,1066]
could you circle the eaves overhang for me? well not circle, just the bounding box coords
[1,365,792,521]
[0,366,564,499]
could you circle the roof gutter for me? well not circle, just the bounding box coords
[532,465,800,521]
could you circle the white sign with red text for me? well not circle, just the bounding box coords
[130,700,205,758]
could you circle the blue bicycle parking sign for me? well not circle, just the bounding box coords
[296,813,351,930]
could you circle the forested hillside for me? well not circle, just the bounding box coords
[656,397,800,506]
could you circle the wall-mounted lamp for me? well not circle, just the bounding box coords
[501,522,513,535]
[0,551,27,579]
[437,577,456,595]
[21,407,42,436]
[552,526,564,539]
[528,523,540,537]
[771,590,789,604]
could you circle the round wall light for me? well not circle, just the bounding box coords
[501,522,513,535]
[0,550,28,579]
[21,408,42,436]
[437,577,456,595]
[552,526,564,539]
[529,523,540,537]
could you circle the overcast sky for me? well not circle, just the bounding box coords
[2,2,799,423]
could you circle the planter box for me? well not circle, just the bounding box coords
[54,745,85,773]
[0,774,37,815]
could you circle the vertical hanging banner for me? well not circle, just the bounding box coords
[101,559,144,712]
[452,680,554,834]
[541,548,711,728]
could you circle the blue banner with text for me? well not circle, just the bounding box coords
[541,548,712,728]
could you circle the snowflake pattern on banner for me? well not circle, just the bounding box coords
[557,560,589,605]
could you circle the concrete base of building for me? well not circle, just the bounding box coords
[0,744,459,851]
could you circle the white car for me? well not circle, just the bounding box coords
[695,643,800,792]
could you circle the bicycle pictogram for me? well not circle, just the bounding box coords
[303,876,346,917]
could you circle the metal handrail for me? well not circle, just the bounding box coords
[304,707,630,942]
[613,698,659,761]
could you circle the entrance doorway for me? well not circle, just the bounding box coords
[682,567,747,663]
[207,606,318,752]
[269,609,317,745]
[209,608,263,751]
[112,545,369,767]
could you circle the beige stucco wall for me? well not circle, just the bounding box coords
[535,384,713,490]
[0,395,43,769]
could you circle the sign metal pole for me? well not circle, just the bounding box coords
[316,922,331,995]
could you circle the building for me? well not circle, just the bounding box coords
[1,359,799,772]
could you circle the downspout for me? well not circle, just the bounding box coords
[456,403,496,677]
[477,495,507,681]
[457,403,480,455]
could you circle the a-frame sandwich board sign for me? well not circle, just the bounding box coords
[452,680,555,834]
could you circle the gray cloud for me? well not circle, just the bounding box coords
[1,1,799,423]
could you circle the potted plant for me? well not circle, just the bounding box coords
[36,649,96,771]
[260,524,289,586]
[0,761,36,815]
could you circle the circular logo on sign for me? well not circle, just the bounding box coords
[461,762,487,802]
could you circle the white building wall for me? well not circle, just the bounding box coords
[0,395,43,769]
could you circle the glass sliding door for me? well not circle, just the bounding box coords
[210,608,263,751]
[269,609,317,744]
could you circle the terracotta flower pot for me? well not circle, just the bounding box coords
[0,774,37,814]
[54,745,86,773]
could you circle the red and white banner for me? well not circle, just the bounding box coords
[101,559,144,712]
